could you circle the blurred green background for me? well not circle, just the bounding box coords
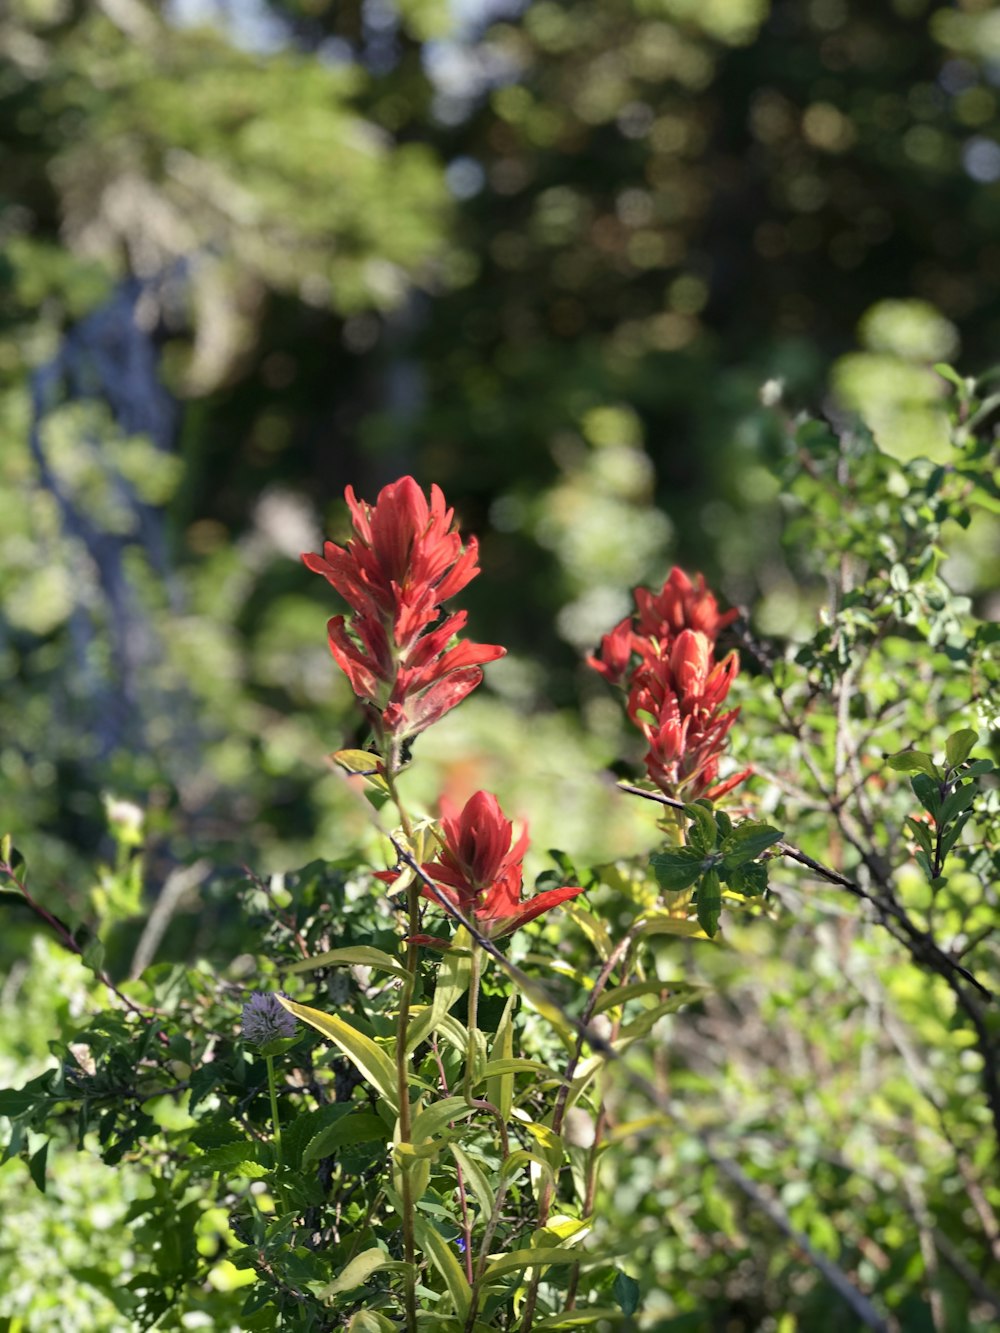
[3,3,1000,1329]
[4,0,1000,900]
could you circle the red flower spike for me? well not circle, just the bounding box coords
[590,568,748,802]
[304,477,505,746]
[381,790,583,942]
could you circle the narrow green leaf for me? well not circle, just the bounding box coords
[278,998,398,1111]
[407,931,472,1054]
[945,728,979,769]
[649,847,708,891]
[411,1097,478,1145]
[594,979,703,1016]
[413,1217,471,1316]
[696,869,722,939]
[486,993,516,1122]
[321,1248,405,1298]
[478,1058,551,1081]
[450,1144,495,1221]
[964,759,994,778]
[533,1310,626,1329]
[287,945,408,978]
[483,1245,591,1280]
[632,912,709,941]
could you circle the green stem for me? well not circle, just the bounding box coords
[385,750,419,1333]
[265,1054,285,1209]
[464,942,483,1104]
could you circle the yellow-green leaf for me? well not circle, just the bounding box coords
[486,993,516,1120]
[413,1216,471,1316]
[320,1248,406,1297]
[287,946,408,979]
[278,998,397,1111]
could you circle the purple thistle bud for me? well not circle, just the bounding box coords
[241,991,298,1047]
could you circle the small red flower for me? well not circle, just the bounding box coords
[304,478,505,748]
[383,791,584,941]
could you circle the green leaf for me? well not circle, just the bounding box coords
[727,861,768,897]
[407,930,472,1053]
[533,1311,626,1329]
[650,847,708,891]
[945,728,979,769]
[28,1140,48,1194]
[486,993,516,1121]
[720,822,783,869]
[346,1312,399,1333]
[411,1097,478,1146]
[939,780,976,826]
[286,945,408,979]
[413,1217,470,1316]
[911,773,942,817]
[450,1145,495,1221]
[696,869,722,939]
[331,749,389,792]
[684,802,717,854]
[302,1112,388,1167]
[963,759,994,778]
[320,1248,406,1298]
[278,998,398,1111]
[904,817,934,856]
[478,1058,552,1081]
[632,911,709,941]
[888,750,940,778]
[483,1245,591,1280]
[613,1271,641,1315]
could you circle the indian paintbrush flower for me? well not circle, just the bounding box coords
[590,568,750,802]
[379,790,584,942]
[303,478,504,751]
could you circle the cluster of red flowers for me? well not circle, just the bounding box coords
[308,478,581,940]
[589,568,750,802]
[382,790,583,942]
[303,477,504,751]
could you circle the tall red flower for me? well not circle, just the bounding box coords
[303,478,504,748]
[590,568,749,802]
[382,791,583,941]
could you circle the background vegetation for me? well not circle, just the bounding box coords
[0,0,998,1328]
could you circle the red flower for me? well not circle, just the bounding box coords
[590,571,749,802]
[383,791,583,941]
[304,478,504,747]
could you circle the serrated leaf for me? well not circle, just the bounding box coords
[720,822,783,868]
[945,728,979,769]
[696,869,722,938]
[888,750,939,778]
[277,998,398,1112]
[303,1111,388,1166]
[286,946,408,979]
[727,860,768,897]
[650,847,708,891]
